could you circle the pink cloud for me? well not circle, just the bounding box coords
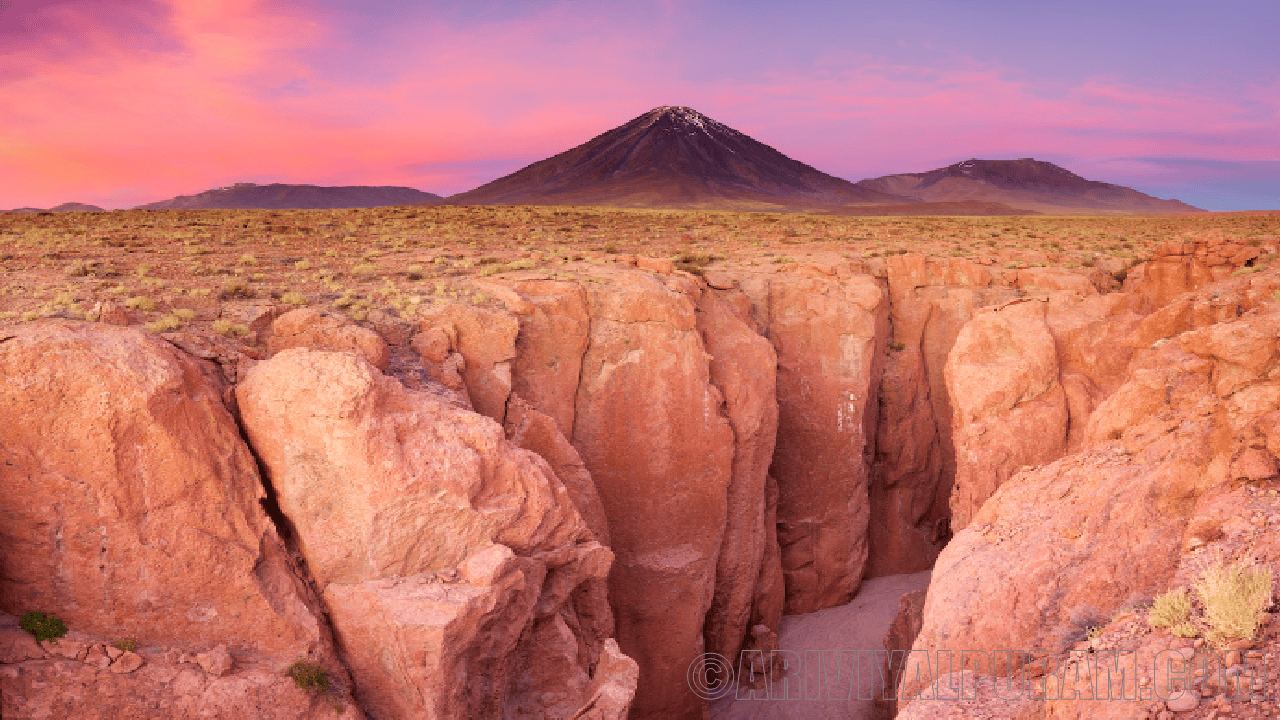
[0,0,1275,208]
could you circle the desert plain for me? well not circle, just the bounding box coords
[3,205,1280,720]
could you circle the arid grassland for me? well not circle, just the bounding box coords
[2,206,1277,334]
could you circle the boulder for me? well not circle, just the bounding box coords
[0,321,328,660]
[236,348,628,718]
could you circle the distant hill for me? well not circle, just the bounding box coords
[4,202,105,214]
[856,158,1202,214]
[135,183,442,210]
[447,106,911,210]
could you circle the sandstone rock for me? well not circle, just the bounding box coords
[268,307,389,369]
[636,256,674,273]
[238,347,623,718]
[109,650,144,674]
[1166,691,1199,712]
[697,288,780,667]
[508,280,592,437]
[1016,266,1098,296]
[743,267,888,613]
[870,255,1019,576]
[196,644,234,677]
[0,321,327,659]
[418,302,520,423]
[0,647,363,719]
[569,271,735,719]
[946,299,1068,530]
[903,302,1280,710]
[0,625,45,664]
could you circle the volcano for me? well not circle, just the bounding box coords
[135,183,441,210]
[446,106,909,210]
[856,158,1203,214]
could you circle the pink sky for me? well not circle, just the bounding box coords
[2,0,1277,210]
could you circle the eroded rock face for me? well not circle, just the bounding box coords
[237,348,629,719]
[869,254,1019,576]
[945,299,1068,530]
[569,272,737,720]
[0,614,361,720]
[0,321,328,660]
[697,288,781,669]
[901,275,1280,709]
[739,264,888,613]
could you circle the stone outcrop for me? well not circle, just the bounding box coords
[737,263,889,613]
[870,254,1018,575]
[900,269,1280,710]
[0,321,335,662]
[10,238,1279,719]
[236,347,628,719]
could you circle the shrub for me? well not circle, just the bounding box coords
[286,660,331,694]
[1148,588,1193,629]
[211,319,249,337]
[219,278,254,299]
[124,296,156,312]
[112,637,138,653]
[1195,560,1273,643]
[145,314,183,333]
[20,611,67,644]
[280,291,307,306]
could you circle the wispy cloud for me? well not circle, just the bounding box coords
[0,0,1275,209]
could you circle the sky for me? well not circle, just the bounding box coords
[1,0,1277,210]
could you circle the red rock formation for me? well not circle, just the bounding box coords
[901,270,1280,710]
[0,321,334,660]
[697,288,782,669]
[869,254,1018,576]
[236,348,631,719]
[738,264,889,613]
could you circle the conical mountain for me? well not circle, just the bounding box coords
[447,106,909,210]
[856,158,1202,214]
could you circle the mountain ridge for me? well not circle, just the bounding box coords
[135,183,442,210]
[856,158,1202,214]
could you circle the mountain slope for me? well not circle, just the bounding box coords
[856,158,1202,214]
[136,183,441,210]
[4,202,105,213]
[447,106,910,210]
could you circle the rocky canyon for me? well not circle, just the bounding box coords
[2,207,1279,719]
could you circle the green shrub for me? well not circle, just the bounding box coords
[112,637,138,653]
[286,660,331,694]
[20,611,67,644]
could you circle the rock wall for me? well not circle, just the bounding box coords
[900,262,1280,713]
[6,240,1273,718]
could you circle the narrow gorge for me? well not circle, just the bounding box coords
[2,233,1277,720]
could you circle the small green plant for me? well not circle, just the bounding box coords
[287,659,331,694]
[19,611,68,644]
[1195,559,1273,644]
[1148,587,1193,629]
[280,290,307,306]
[112,637,138,653]
[124,295,156,312]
